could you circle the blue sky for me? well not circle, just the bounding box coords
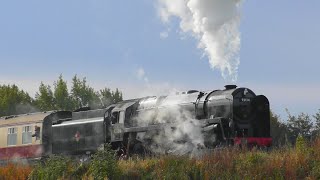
[0,1,319,120]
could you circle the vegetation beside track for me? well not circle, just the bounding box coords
[2,136,320,179]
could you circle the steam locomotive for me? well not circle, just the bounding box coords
[0,85,271,161]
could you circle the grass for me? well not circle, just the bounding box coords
[3,138,320,179]
[0,163,32,180]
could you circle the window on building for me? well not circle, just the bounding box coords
[22,126,32,144]
[7,127,17,146]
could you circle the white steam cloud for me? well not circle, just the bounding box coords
[136,99,204,156]
[158,0,242,81]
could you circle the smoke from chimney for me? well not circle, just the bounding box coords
[158,0,242,82]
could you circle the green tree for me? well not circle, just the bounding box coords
[112,88,123,103]
[0,75,124,115]
[0,84,35,116]
[286,109,313,142]
[312,109,320,137]
[35,82,55,111]
[270,111,290,146]
[100,88,113,106]
[54,75,72,110]
[71,75,101,109]
[15,90,37,114]
[99,88,123,107]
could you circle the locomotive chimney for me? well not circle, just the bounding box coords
[225,85,237,90]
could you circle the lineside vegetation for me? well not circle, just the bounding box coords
[0,136,320,179]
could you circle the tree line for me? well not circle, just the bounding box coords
[271,109,320,146]
[0,75,123,117]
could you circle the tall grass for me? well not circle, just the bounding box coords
[0,163,32,180]
[4,138,320,179]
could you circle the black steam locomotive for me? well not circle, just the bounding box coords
[0,85,271,161]
[42,85,271,156]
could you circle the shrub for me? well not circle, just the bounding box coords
[296,134,308,153]
[28,155,72,180]
[89,144,121,180]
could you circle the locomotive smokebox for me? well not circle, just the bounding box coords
[224,85,237,90]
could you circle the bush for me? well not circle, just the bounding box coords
[28,155,72,180]
[296,134,308,153]
[89,144,121,180]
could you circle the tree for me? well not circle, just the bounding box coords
[71,75,101,109]
[0,74,124,115]
[286,109,313,142]
[100,88,123,107]
[15,90,37,114]
[54,75,72,110]
[100,88,113,107]
[312,109,320,136]
[0,84,35,116]
[112,88,123,103]
[35,82,55,111]
[270,111,290,146]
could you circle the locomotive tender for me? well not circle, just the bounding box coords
[0,85,271,161]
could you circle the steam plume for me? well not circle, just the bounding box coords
[158,0,242,81]
[136,103,204,155]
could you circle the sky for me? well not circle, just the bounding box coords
[0,0,319,121]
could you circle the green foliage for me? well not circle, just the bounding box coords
[0,74,124,116]
[70,75,123,110]
[270,111,290,146]
[313,109,320,136]
[100,87,123,107]
[89,144,121,180]
[0,84,35,116]
[69,162,90,179]
[9,138,320,179]
[71,75,100,109]
[154,156,202,180]
[54,74,72,110]
[295,134,308,153]
[286,109,313,141]
[29,155,72,180]
[100,88,113,106]
[235,151,268,178]
[112,88,123,104]
[34,82,55,111]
